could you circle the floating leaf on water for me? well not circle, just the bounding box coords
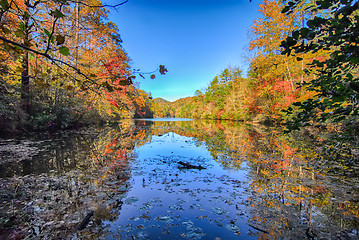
[224,199,234,205]
[230,192,240,198]
[150,197,162,203]
[196,215,208,219]
[139,214,151,221]
[138,202,153,211]
[97,192,107,200]
[182,220,206,240]
[136,224,145,229]
[189,203,203,210]
[125,197,139,205]
[117,185,129,192]
[169,203,184,211]
[226,223,241,233]
[162,229,171,234]
[214,220,223,227]
[211,207,229,216]
[133,231,149,240]
[156,215,174,224]
[182,220,194,229]
[133,171,146,176]
[186,230,206,240]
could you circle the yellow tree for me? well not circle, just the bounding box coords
[0,0,153,130]
[248,0,311,120]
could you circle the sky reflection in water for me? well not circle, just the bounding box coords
[0,119,358,239]
[108,131,253,239]
[104,119,358,240]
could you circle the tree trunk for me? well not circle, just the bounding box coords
[21,52,29,113]
[21,2,31,114]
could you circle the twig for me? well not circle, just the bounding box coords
[178,161,206,170]
[44,4,64,55]
[72,0,129,9]
[75,210,94,232]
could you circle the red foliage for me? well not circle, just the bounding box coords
[216,120,225,130]
[216,109,225,119]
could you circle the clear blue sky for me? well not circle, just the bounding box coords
[107,0,262,102]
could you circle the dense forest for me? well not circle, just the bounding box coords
[0,0,164,134]
[151,0,359,135]
[1,0,358,136]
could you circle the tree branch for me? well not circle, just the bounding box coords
[44,4,64,55]
[0,35,99,87]
[71,0,129,9]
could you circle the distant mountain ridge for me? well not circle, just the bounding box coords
[152,97,170,103]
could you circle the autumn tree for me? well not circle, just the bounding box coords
[247,0,309,121]
[0,0,166,132]
[281,0,359,131]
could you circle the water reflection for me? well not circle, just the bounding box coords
[108,130,254,239]
[0,119,358,239]
[112,119,359,239]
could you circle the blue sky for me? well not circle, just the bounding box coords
[107,0,262,102]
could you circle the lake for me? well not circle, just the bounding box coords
[0,119,358,239]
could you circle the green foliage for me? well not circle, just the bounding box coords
[150,67,250,120]
[281,0,359,131]
[29,92,88,131]
[0,79,26,133]
[0,0,9,10]
[58,46,69,56]
[204,68,239,110]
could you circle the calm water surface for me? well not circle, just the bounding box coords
[0,119,358,239]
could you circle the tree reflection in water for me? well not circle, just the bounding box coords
[0,119,358,239]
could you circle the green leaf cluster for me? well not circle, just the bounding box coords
[281,0,359,131]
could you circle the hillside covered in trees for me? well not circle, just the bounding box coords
[1,0,358,136]
[150,0,359,135]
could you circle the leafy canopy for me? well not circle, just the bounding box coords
[281,0,359,130]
